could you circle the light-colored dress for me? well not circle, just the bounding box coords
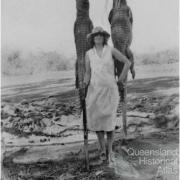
[86,45,120,132]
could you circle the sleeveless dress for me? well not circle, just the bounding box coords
[86,45,120,132]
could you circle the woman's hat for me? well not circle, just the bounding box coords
[87,26,110,40]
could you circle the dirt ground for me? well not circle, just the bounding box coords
[1,63,179,180]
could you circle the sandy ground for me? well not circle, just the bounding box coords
[1,63,179,180]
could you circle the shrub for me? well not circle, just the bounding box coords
[2,50,75,76]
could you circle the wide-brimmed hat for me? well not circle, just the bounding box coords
[87,26,110,41]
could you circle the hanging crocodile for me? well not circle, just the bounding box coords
[74,0,93,170]
[108,0,135,136]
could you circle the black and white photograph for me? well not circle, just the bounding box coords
[1,0,179,179]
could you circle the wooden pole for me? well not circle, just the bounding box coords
[74,0,93,170]
[118,76,128,137]
[109,0,134,138]
[82,96,89,170]
[78,86,89,170]
[122,79,127,136]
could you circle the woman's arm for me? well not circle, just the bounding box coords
[112,47,131,82]
[83,52,91,86]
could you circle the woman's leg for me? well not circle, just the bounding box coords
[96,131,106,154]
[107,130,115,162]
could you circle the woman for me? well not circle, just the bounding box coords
[83,26,131,164]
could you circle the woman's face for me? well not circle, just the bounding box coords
[94,33,104,45]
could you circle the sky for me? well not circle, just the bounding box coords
[2,0,179,56]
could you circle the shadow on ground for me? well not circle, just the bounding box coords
[127,76,178,94]
[2,76,179,103]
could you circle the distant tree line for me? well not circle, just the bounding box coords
[134,48,178,65]
[2,50,75,76]
[1,48,178,76]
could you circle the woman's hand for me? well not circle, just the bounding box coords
[117,77,125,91]
[83,52,91,86]
[118,74,126,83]
[79,82,87,100]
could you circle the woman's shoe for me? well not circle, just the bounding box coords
[100,152,107,161]
[108,152,115,165]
